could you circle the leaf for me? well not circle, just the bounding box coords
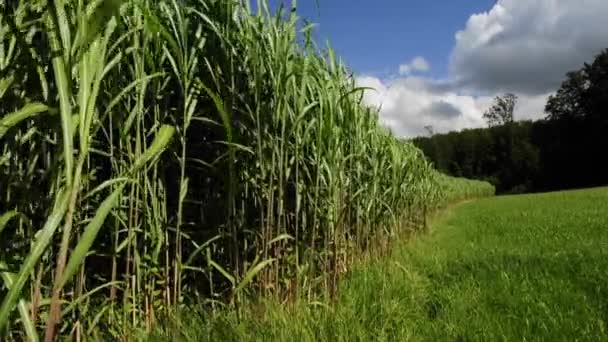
[82,177,130,201]
[46,0,74,185]
[0,103,49,140]
[337,86,372,104]
[212,141,254,155]
[184,235,222,267]
[197,81,232,142]
[268,233,294,246]
[0,75,14,99]
[209,260,235,287]
[308,301,333,311]
[0,211,20,235]
[58,184,125,289]
[115,233,135,253]
[179,178,189,206]
[129,124,175,173]
[72,0,122,59]
[86,305,111,336]
[107,73,163,136]
[191,116,220,126]
[0,261,39,342]
[0,189,70,331]
[61,281,122,316]
[235,258,275,294]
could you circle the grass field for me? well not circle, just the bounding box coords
[178,187,608,341]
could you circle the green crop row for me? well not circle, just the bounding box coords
[0,1,493,339]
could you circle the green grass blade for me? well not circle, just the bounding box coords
[209,260,235,287]
[61,281,122,317]
[0,261,39,342]
[0,211,21,235]
[184,235,222,267]
[0,189,70,332]
[268,234,294,246]
[129,124,175,173]
[46,8,74,185]
[197,81,232,142]
[235,258,276,294]
[0,75,15,99]
[58,184,126,289]
[0,103,49,140]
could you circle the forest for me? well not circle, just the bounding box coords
[413,49,608,194]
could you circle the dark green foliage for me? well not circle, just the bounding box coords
[414,49,608,194]
[414,121,539,193]
[483,93,517,127]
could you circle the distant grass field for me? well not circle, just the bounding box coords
[162,187,608,341]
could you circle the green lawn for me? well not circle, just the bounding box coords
[164,187,608,341]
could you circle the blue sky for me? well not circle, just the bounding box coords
[290,0,496,79]
[263,1,608,137]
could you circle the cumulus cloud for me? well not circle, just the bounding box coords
[398,56,430,75]
[357,75,551,137]
[424,101,462,120]
[357,76,489,137]
[358,0,607,137]
[450,0,608,95]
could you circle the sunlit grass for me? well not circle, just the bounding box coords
[176,187,608,341]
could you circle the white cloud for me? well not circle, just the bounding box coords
[398,56,430,75]
[358,0,608,137]
[357,75,551,137]
[450,0,608,95]
[357,76,488,137]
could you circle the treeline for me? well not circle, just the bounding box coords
[414,49,608,194]
[0,0,492,340]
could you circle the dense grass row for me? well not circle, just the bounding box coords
[0,0,493,340]
[174,187,607,341]
[435,173,495,203]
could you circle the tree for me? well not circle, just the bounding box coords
[544,48,608,189]
[544,70,588,120]
[483,93,517,127]
[581,48,608,124]
[545,48,608,124]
